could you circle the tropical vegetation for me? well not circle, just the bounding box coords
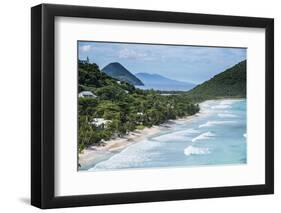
[78,61,199,153]
[78,59,246,153]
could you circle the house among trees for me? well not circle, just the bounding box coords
[78,91,97,98]
[91,118,111,128]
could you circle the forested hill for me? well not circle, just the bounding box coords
[78,61,135,93]
[102,62,144,86]
[186,60,246,101]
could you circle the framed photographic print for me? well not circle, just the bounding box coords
[31,3,274,209]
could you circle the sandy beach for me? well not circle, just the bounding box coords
[79,125,163,170]
[78,99,246,171]
[78,114,199,170]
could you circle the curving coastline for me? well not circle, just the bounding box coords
[79,99,246,171]
[78,114,198,170]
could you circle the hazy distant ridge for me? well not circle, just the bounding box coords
[136,72,196,91]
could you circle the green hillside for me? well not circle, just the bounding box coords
[78,61,199,153]
[186,60,246,101]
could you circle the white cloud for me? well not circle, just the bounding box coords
[80,45,93,52]
[118,48,148,59]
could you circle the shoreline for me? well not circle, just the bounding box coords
[78,98,244,170]
[78,114,199,170]
[79,125,163,170]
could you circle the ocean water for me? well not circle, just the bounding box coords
[88,99,247,171]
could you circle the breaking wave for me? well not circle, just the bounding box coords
[184,145,210,156]
[191,131,216,142]
[211,105,232,109]
[218,113,237,118]
[199,120,236,128]
[89,139,161,170]
[211,99,241,110]
[153,128,199,142]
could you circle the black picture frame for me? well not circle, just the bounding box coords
[31,3,274,209]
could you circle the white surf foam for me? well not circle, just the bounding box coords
[243,133,247,143]
[211,104,232,109]
[218,113,237,118]
[184,145,210,156]
[199,100,217,114]
[199,120,236,128]
[191,131,216,142]
[88,139,161,170]
[153,128,199,142]
[211,99,241,110]
[220,100,241,104]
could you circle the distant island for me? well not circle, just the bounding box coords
[135,72,196,91]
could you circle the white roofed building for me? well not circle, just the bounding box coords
[78,91,97,98]
[91,118,111,128]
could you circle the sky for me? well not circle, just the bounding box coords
[78,41,246,84]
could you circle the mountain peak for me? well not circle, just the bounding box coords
[102,63,144,86]
[108,62,122,66]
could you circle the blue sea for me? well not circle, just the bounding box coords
[88,99,247,171]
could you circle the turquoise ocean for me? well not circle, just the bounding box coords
[88,99,247,171]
